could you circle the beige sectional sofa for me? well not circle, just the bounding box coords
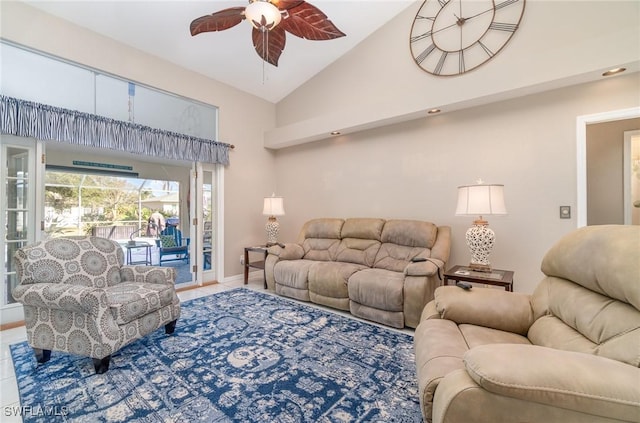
[414,225,640,423]
[265,218,451,328]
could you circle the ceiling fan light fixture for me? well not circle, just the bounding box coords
[245,0,282,31]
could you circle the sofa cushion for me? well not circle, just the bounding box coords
[309,262,366,300]
[415,320,531,421]
[381,220,438,249]
[464,344,640,422]
[434,286,534,336]
[459,324,531,348]
[105,282,175,325]
[298,218,344,262]
[340,218,385,240]
[159,234,177,247]
[273,260,315,291]
[299,218,344,240]
[336,238,381,267]
[302,238,341,261]
[529,276,640,367]
[373,244,427,272]
[14,236,124,288]
[348,268,404,312]
[540,224,640,310]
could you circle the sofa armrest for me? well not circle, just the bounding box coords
[434,285,533,335]
[120,265,176,285]
[12,283,106,316]
[267,243,304,260]
[431,226,451,263]
[420,300,440,321]
[464,344,640,422]
[405,258,444,277]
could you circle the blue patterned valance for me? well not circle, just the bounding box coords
[0,95,231,166]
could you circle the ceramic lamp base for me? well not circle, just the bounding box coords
[465,222,495,273]
[265,216,280,246]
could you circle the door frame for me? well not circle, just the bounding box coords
[623,130,640,225]
[0,136,44,326]
[576,106,640,227]
[192,162,224,285]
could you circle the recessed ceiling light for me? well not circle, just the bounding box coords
[428,109,441,114]
[602,67,626,77]
[330,131,341,136]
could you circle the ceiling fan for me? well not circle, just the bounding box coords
[190,0,346,67]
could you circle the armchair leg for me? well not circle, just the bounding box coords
[165,319,177,334]
[33,348,51,363]
[93,355,111,374]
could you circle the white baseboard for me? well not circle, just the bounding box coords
[222,270,263,284]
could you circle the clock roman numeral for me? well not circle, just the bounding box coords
[416,44,437,64]
[489,22,518,32]
[495,0,520,10]
[434,52,448,75]
[459,51,465,74]
[438,0,449,7]
[411,30,433,43]
[478,40,495,57]
[415,14,436,22]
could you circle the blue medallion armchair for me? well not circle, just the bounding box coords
[12,236,181,373]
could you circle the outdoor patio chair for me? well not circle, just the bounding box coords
[156,226,190,265]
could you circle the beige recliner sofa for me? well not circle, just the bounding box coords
[414,225,640,423]
[265,218,451,328]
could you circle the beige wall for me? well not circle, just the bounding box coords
[270,1,640,148]
[0,1,277,278]
[587,119,640,225]
[273,74,640,294]
[267,0,640,294]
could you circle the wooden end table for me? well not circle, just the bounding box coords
[444,265,514,291]
[244,246,268,288]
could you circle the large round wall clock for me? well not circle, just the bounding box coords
[410,0,526,76]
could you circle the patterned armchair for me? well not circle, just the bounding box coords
[12,236,181,373]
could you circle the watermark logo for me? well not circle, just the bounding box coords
[3,405,69,417]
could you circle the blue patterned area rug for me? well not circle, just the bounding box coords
[10,288,421,422]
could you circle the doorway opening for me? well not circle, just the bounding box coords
[576,107,640,227]
[44,168,193,284]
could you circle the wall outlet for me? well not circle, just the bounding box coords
[560,206,571,219]
[240,255,245,265]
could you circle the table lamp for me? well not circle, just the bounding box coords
[455,180,507,272]
[263,194,285,246]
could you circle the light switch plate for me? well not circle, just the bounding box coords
[560,206,571,219]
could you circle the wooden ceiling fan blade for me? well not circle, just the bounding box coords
[280,2,346,40]
[190,7,246,36]
[272,0,305,10]
[252,26,286,67]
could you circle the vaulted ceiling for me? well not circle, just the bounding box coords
[24,0,414,103]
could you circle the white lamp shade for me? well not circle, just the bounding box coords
[245,0,282,31]
[455,184,507,216]
[263,196,285,216]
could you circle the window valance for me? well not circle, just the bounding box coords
[0,95,231,165]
